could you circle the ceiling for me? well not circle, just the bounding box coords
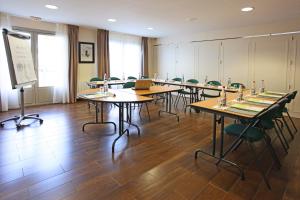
[1,0,300,37]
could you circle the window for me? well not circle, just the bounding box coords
[109,33,141,79]
[38,34,57,87]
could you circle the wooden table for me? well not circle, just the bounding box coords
[153,79,238,106]
[120,85,183,121]
[190,91,288,178]
[78,89,153,152]
[87,80,126,88]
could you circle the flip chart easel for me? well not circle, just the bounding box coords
[0,29,43,130]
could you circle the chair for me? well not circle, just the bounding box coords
[273,97,295,141]
[230,82,246,89]
[141,75,149,79]
[200,80,222,100]
[283,91,298,134]
[175,79,199,108]
[224,104,282,189]
[89,77,103,88]
[172,77,182,82]
[123,82,150,121]
[110,77,120,81]
[128,76,137,80]
[87,77,103,109]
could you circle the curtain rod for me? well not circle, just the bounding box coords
[191,30,300,43]
[153,30,300,46]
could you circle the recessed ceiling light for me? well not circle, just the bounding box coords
[107,19,117,22]
[147,27,153,30]
[45,4,58,10]
[241,7,254,12]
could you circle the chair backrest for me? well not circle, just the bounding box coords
[256,104,280,122]
[128,76,137,80]
[110,77,120,81]
[187,79,199,84]
[172,77,182,82]
[123,82,135,88]
[90,77,102,82]
[292,91,298,100]
[141,75,149,79]
[207,80,221,86]
[230,82,245,89]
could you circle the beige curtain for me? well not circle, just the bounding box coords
[97,29,110,78]
[67,25,79,103]
[141,37,149,77]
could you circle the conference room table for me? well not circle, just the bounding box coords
[120,85,183,122]
[78,89,153,153]
[189,90,288,178]
[153,79,239,105]
[87,80,126,88]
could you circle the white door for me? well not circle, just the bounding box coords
[14,30,55,106]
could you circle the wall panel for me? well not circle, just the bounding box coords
[253,36,289,91]
[223,39,250,87]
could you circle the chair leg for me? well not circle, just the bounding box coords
[145,103,151,121]
[273,125,288,154]
[274,120,289,149]
[286,111,298,133]
[247,141,271,190]
[232,139,243,152]
[263,135,281,170]
[281,116,294,140]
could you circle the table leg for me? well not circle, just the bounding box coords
[112,102,129,153]
[124,103,141,136]
[158,92,179,122]
[82,102,117,132]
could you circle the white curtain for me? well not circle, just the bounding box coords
[52,24,69,103]
[109,32,141,79]
[0,13,19,111]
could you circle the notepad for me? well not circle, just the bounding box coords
[80,92,114,99]
[229,103,265,112]
[245,98,275,105]
[265,91,287,96]
[258,93,282,99]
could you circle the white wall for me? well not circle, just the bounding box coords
[152,19,300,117]
[78,27,98,92]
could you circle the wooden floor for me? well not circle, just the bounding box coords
[0,100,299,200]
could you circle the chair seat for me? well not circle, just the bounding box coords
[201,93,220,98]
[225,124,264,142]
[240,118,274,130]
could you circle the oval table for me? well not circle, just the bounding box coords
[78,89,153,153]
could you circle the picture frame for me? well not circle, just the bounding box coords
[79,42,95,63]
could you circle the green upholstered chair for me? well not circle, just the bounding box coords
[238,98,290,154]
[123,81,136,88]
[175,79,199,108]
[127,76,137,80]
[283,91,298,134]
[230,82,246,89]
[224,104,282,189]
[200,80,222,100]
[90,77,103,82]
[87,77,103,109]
[110,77,120,81]
[123,82,150,120]
[172,77,182,82]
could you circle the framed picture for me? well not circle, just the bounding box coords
[79,42,95,63]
